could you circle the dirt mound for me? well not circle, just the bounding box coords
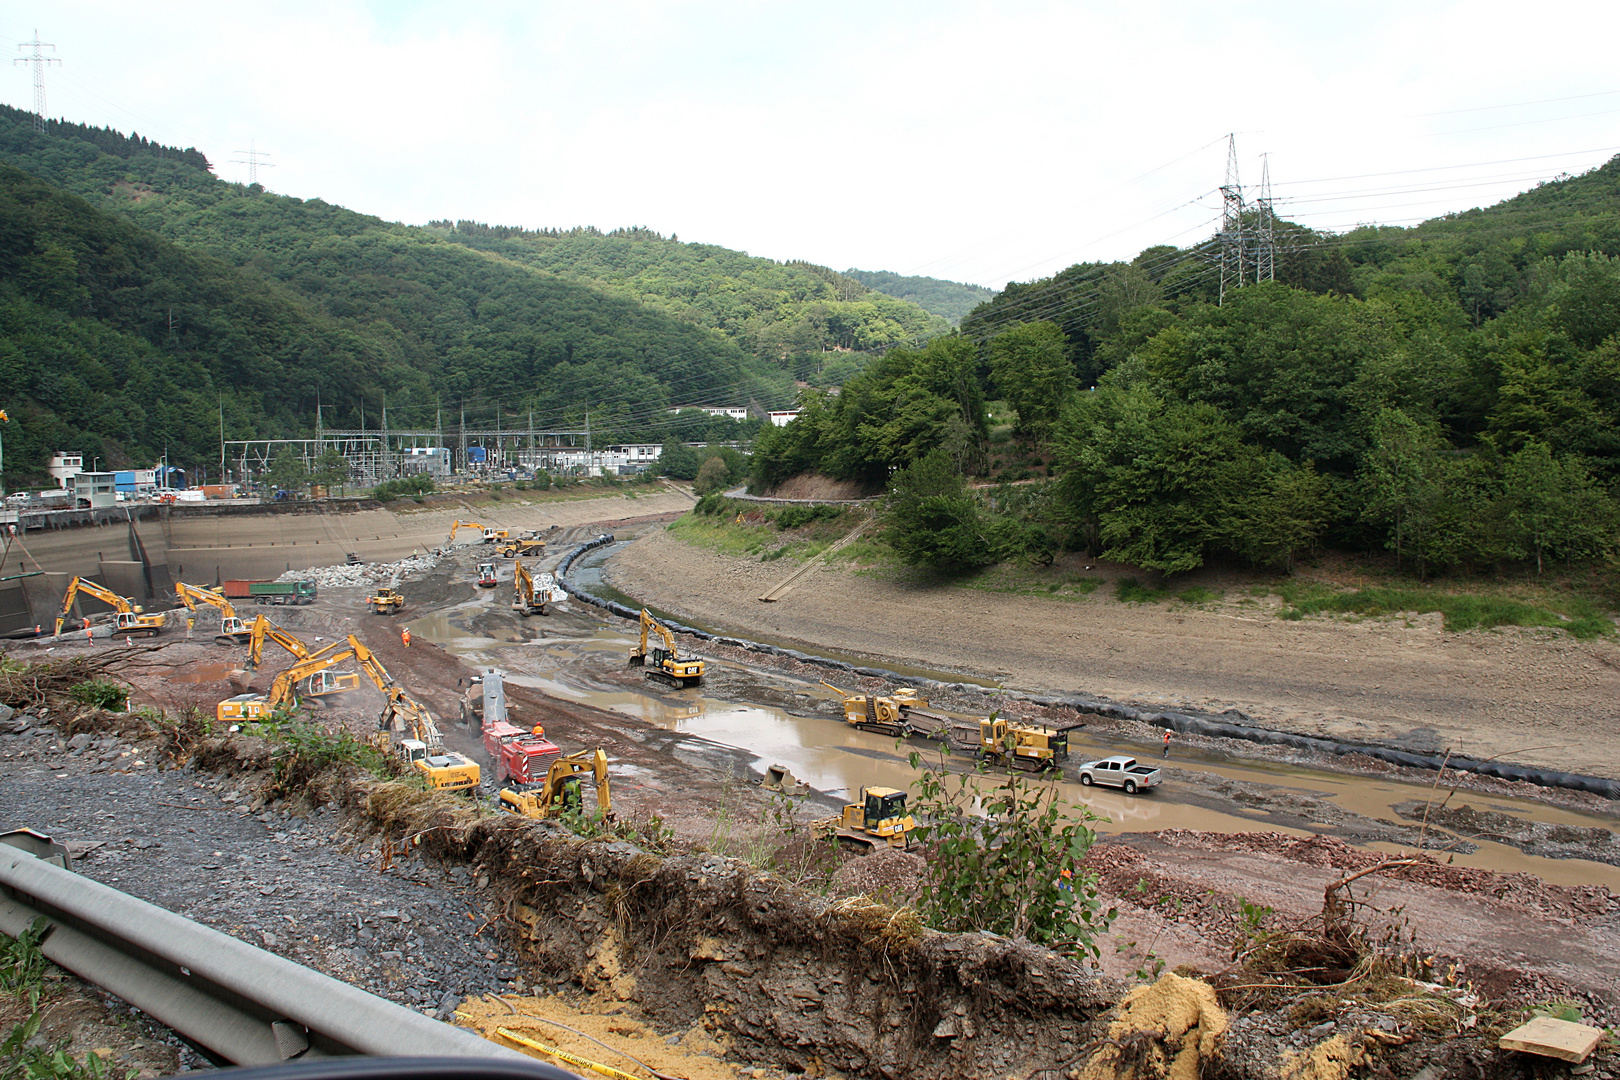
[1078,972,1229,1080]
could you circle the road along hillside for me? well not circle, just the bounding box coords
[605,526,1620,782]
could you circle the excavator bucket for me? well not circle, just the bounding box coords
[761,764,807,795]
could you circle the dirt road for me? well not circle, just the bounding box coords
[608,528,1620,780]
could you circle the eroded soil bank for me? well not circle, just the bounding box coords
[606,527,1620,781]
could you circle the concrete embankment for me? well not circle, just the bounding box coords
[0,489,694,625]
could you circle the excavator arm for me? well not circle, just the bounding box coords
[261,647,357,712]
[55,577,137,636]
[446,520,485,545]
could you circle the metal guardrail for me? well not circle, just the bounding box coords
[0,831,564,1072]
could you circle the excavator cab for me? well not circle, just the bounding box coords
[825,785,914,849]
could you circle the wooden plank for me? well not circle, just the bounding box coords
[1499,1017,1603,1062]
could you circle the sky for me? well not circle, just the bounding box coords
[6,1,1620,291]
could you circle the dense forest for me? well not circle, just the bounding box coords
[430,222,953,384]
[0,105,949,484]
[842,268,996,325]
[754,157,1620,580]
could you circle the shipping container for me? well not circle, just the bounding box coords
[199,484,237,500]
[221,579,268,599]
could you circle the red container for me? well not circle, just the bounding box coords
[221,579,268,599]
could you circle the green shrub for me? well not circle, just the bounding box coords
[1114,578,1167,604]
[371,475,435,502]
[68,680,127,711]
[1176,586,1218,605]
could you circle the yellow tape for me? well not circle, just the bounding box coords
[494,1025,644,1080]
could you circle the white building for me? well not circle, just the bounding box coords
[669,406,750,422]
[400,447,451,477]
[518,443,664,477]
[69,472,117,508]
[768,410,801,427]
[47,452,83,489]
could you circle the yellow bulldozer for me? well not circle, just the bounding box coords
[816,786,915,850]
[628,609,705,688]
[367,586,405,615]
[498,748,612,820]
[975,717,1070,772]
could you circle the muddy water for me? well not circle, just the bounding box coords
[407,587,1620,892]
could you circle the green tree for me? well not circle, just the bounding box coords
[1501,443,1617,573]
[262,447,308,494]
[881,449,993,573]
[693,455,729,496]
[987,321,1077,444]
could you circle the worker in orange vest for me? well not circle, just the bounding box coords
[401,626,412,648]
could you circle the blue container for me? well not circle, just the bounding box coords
[467,447,488,463]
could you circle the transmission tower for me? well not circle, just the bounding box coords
[14,30,60,134]
[230,140,275,186]
[1218,134,1245,305]
[1255,153,1276,284]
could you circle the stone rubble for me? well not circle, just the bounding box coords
[277,553,442,590]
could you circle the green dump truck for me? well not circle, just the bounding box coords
[222,579,318,605]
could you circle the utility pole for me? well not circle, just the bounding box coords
[1255,153,1276,285]
[381,391,389,480]
[218,397,225,486]
[1218,134,1245,306]
[230,140,275,187]
[14,31,59,134]
[585,410,591,475]
[459,401,466,475]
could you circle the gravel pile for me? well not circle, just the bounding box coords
[278,554,442,590]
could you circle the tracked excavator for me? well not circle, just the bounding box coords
[447,520,510,545]
[512,561,566,617]
[499,749,611,820]
[54,577,167,638]
[358,649,480,792]
[216,641,362,724]
[174,582,251,645]
[628,609,704,687]
[245,615,361,700]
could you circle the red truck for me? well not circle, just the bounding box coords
[481,719,562,785]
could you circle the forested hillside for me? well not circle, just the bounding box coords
[843,268,996,324]
[429,221,951,384]
[0,106,805,482]
[756,155,1620,581]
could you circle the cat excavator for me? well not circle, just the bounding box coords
[512,561,566,617]
[174,582,252,645]
[498,748,611,820]
[628,609,705,687]
[245,615,361,700]
[54,577,167,638]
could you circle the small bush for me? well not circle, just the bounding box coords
[371,475,435,502]
[1176,586,1218,605]
[68,680,126,712]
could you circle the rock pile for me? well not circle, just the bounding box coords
[277,553,441,590]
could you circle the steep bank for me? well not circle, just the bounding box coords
[606,527,1620,781]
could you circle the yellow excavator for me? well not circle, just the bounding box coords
[512,560,566,617]
[245,614,361,700]
[499,749,611,820]
[174,582,252,645]
[54,577,167,639]
[358,649,481,792]
[216,641,363,724]
[628,609,705,687]
[447,520,510,545]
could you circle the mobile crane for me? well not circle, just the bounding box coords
[512,561,566,617]
[245,615,361,700]
[174,582,252,645]
[627,609,705,687]
[499,749,612,820]
[54,577,167,639]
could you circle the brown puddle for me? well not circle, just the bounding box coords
[410,598,1620,892]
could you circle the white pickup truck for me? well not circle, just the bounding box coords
[1076,755,1162,794]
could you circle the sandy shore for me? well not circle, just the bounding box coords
[607,527,1620,780]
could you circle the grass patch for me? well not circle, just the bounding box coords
[1271,582,1613,639]
[667,513,777,557]
[1176,586,1219,605]
[955,566,1106,600]
[1115,577,1168,604]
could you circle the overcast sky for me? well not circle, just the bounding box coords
[6,1,1620,291]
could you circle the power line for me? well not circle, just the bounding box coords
[14,29,60,134]
[230,140,274,186]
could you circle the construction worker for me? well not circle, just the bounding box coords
[1162,730,1171,758]
[401,626,412,648]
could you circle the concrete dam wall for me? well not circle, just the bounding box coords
[0,490,694,626]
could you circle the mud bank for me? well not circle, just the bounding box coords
[607,527,1620,781]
